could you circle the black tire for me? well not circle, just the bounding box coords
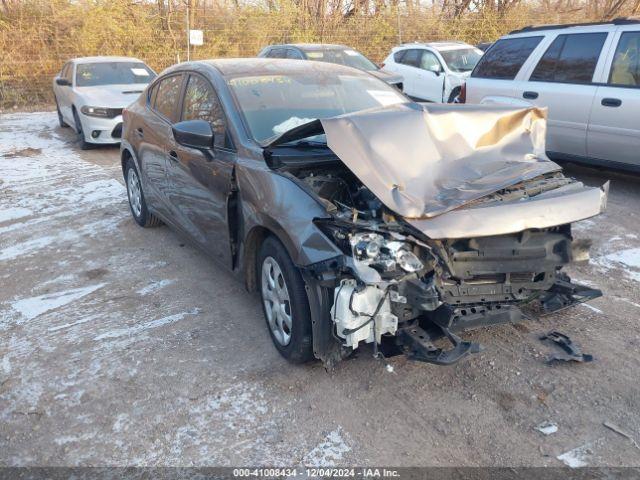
[124,158,162,228]
[72,108,91,150]
[257,236,314,363]
[447,87,461,104]
[55,99,69,128]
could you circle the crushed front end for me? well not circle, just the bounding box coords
[291,166,605,367]
[266,104,607,366]
[311,218,600,366]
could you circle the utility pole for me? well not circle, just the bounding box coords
[397,3,402,44]
[186,2,190,61]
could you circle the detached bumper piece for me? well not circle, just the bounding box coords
[539,274,602,313]
[396,322,483,366]
[540,331,593,363]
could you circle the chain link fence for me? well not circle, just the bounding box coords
[0,0,628,109]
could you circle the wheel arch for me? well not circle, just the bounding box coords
[242,223,300,293]
[120,142,140,177]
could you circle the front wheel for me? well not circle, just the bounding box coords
[72,108,91,150]
[258,236,314,363]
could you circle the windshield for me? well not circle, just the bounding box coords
[228,72,408,143]
[305,49,379,72]
[439,48,483,73]
[76,62,155,87]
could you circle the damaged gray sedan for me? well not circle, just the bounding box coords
[121,58,608,366]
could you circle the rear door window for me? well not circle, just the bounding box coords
[393,50,406,63]
[152,74,183,122]
[286,49,304,59]
[399,49,421,68]
[530,33,607,84]
[608,31,640,87]
[268,48,287,59]
[472,36,543,79]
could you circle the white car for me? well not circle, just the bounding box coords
[381,42,483,103]
[463,18,640,172]
[52,56,156,149]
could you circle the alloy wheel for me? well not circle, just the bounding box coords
[127,168,142,218]
[261,256,293,346]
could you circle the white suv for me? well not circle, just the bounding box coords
[464,18,640,172]
[382,42,483,103]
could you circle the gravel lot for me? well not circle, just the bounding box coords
[1,112,640,467]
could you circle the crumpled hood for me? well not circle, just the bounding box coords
[76,84,147,108]
[319,102,560,219]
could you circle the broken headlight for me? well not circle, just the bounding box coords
[351,232,423,274]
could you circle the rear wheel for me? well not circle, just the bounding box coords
[124,159,162,228]
[258,236,314,363]
[72,108,91,150]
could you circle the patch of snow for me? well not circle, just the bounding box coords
[165,381,277,464]
[580,303,603,314]
[0,235,58,262]
[0,215,124,262]
[47,313,103,333]
[603,248,640,269]
[93,308,200,341]
[595,248,640,283]
[612,297,640,309]
[112,413,130,433]
[303,428,352,467]
[137,279,174,296]
[54,388,85,407]
[41,274,77,287]
[572,219,595,231]
[11,284,106,321]
[54,432,96,446]
[2,354,10,375]
[0,207,32,223]
[535,421,558,435]
[557,441,597,468]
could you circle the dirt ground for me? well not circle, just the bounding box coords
[1,112,640,468]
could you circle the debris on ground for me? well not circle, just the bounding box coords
[2,147,42,158]
[556,441,597,468]
[603,421,640,450]
[540,331,594,363]
[535,421,558,436]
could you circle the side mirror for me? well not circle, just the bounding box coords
[427,64,442,76]
[172,119,214,149]
[56,77,71,86]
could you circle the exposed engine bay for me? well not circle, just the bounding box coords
[264,104,607,366]
[288,163,602,365]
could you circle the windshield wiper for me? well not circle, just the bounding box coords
[281,139,328,148]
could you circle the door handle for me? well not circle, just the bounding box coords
[523,91,539,100]
[601,98,622,107]
[136,127,144,138]
[167,150,178,162]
